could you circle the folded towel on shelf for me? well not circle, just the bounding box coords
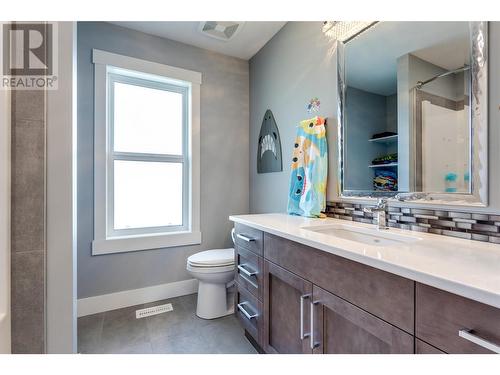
[372,153,398,165]
[373,170,398,191]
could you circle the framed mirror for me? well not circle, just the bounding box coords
[337,21,488,206]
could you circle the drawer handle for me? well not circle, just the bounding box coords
[237,233,255,242]
[237,265,258,289]
[237,302,258,320]
[458,329,500,354]
[310,301,320,349]
[237,264,257,277]
[300,294,310,340]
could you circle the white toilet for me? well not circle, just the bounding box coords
[187,248,235,319]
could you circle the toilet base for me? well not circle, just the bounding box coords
[196,281,234,319]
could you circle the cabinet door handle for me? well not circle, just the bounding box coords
[237,302,258,320]
[310,301,319,350]
[300,294,310,340]
[459,329,500,353]
[237,233,255,242]
[237,264,257,277]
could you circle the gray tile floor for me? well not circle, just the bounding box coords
[78,293,257,354]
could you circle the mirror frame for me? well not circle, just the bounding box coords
[336,21,488,206]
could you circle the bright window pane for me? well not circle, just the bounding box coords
[114,161,183,229]
[113,82,183,155]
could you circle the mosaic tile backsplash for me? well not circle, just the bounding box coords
[326,202,500,244]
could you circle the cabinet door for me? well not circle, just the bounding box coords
[263,260,313,354]
[311,285,414,354]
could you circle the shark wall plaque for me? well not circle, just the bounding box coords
[257,109,283,173]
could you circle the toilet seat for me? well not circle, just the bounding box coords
[187,263,234,274]
[187,248,234,268]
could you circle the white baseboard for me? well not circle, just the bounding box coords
[77,279,198,317]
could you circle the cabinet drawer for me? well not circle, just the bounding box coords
[264,233,414,333]
[416,283,500,354]
[235,282,263,346]
[234,223,263,256]
[235,245,263,300]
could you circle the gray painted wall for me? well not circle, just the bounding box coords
[249,22,337,213]
[250,21,500,215]
[77,22,249,298]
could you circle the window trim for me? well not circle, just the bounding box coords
[92,49,202,255]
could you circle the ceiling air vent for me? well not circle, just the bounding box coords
[199,21,244,41]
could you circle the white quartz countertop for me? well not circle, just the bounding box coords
[229,213,500,308]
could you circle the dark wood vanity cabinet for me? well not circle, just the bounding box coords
[264,233,415,333]
[233,223,500,354]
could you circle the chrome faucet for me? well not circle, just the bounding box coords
[364,198,388,230]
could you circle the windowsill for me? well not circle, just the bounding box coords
[92,230,202,255]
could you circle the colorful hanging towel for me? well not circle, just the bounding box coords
[287,116,328,218]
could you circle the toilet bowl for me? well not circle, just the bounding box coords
[187,248,235,319]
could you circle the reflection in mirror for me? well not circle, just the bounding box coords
[342,22,473,195]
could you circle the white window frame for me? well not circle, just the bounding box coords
[92,49,201,255]
[107,72,189,237]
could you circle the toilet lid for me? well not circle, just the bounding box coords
[187,248,235,267]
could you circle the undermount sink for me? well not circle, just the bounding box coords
[301,224,420,247]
